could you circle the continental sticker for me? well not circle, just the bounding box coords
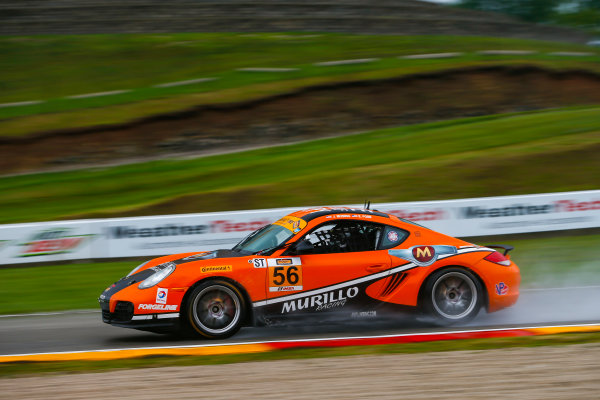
[272,216,307,234]
[201,265,233,273]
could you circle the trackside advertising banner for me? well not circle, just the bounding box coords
[0,190,598,265]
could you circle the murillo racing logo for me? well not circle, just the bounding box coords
[19,228,93,257]
[281,287,359,313]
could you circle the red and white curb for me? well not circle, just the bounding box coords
[1,323,599,363]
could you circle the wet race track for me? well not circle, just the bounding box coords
[1,286,599,356]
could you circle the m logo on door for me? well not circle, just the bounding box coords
[413,246,435,263]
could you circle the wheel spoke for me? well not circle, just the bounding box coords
[192,284,242,335]
[431,271,478,320]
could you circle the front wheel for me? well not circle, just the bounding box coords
[422,268,482,325]
[186,280,246,339]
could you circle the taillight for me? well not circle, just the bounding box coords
[484,251,511,266]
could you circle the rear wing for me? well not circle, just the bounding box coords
[485,244,514,256]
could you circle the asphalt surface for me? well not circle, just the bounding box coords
[1,286,599,356]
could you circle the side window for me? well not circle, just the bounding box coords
[300,221,382,254]
[378,225,408,250]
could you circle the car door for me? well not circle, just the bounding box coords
[264,220,393,315]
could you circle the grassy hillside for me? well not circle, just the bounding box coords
[0,106,597,224]
[0,33,598,136]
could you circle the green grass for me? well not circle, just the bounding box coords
[0,261,135,314]
[0,106,598,223]
[1,233,598,315]
[1,332,599,377]
[0,33,598,136]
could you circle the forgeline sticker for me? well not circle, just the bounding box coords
[200,265,233,273]
[272,216,307,233]
[138,304,178,311]
[156,288,168,304]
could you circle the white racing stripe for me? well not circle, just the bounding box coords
[132,312,179,320]
[252,247,491,307]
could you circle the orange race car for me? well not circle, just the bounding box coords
[99,207,520,339]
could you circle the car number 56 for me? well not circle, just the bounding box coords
[269,265,303,290]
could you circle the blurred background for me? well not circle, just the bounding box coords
[0,0,599,360]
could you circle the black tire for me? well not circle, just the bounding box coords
[185,280,246,339]
[422,268,482,325]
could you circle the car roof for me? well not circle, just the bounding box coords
[285,207,430,230]
[287,207,390,222]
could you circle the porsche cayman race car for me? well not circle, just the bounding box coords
[99,207,520,339]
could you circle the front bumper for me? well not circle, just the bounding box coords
[99,298,180,330]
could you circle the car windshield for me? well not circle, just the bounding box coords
[232,224,294,254]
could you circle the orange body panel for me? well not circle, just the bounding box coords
[101,207,520,328]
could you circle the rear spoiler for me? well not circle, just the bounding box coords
[485,244,514,256]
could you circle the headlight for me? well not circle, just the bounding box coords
[138,262,176,289]
[127,261,149,277]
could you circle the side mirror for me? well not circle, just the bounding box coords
[291,239,314,254]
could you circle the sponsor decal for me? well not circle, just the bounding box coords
[459,204,554,219]
[352,311,377,318]
[387,230,400,242]
[270,285,303,292]
[138,304,178,311]
[156,288,168,304]
[495,282,509,296]
[456,199,600,220]
[201,265,233,273]
[18,228,93,257]
[389,245,457,267]
[249,258,267,268]
[267,257,301,267]
[108,219,270,238]
[554,199,600,212]
[413,246,435,263]
[281,286,359,313]
[269,263,303,291]
[273,216,307,233]
[387,209,446,221]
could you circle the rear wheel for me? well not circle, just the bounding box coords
[423,268,482,325]
[186,280,245,339]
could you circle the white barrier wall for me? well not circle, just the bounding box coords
[0,190,598,265]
